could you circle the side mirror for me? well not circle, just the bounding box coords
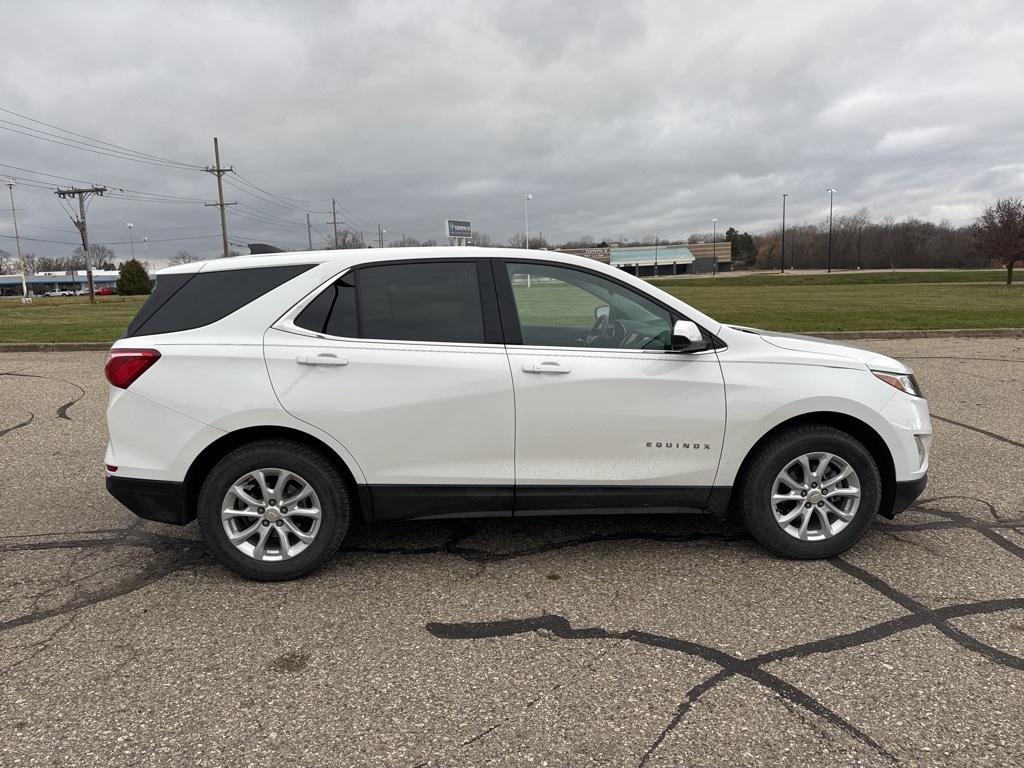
[594,305,610,321]
[671,320,705,352]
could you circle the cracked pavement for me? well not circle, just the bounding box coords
[1,338,1023,767]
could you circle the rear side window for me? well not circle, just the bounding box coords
[294,262,486,344]
[359,263,484,343]
[294,273,357,337]
[125,265,313,337]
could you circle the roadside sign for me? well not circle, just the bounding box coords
[446,219,472,239]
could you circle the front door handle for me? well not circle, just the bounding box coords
[522,361,571,375]
[296,354,349,367]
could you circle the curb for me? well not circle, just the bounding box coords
[2,328,1023,352]
[812,328,1024,340]
[0,342,114,352]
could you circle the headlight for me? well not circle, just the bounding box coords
[872,370,923,397]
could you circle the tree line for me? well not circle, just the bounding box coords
[3,199,1021,284]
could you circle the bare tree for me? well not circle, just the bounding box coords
[0,248,14,274]
[973,198,1024,285]
[470,231,492,247]
[168,249,201,266]
[331,228,365,249]
[72,244,116,269]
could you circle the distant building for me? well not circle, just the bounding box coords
[0,271,120,296]
[557,242,731,277]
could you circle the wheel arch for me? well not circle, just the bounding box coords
[183,425,369,524]
[722,411,896,520]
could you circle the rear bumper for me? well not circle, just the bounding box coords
[891,473,928,517]
[106,475,194,525]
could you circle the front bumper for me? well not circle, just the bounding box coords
[890,473,928,517]
[106,475,194,525]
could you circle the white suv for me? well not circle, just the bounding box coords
[104,247,930,580]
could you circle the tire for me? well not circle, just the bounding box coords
[197,440,351,581]
[738,425,881,559]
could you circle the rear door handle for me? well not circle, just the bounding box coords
[296,354,349,367]
[522,361,571,375]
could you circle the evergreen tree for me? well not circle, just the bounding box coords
[117,258,151,295]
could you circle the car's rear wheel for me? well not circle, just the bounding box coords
[739,425,881,559]
[197,440,350,580]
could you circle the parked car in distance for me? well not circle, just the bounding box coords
[96,287,115,295]
[43,289,75,297]
[104,247,931,580]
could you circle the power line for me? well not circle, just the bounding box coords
[228,208,305,232]
[0,232,80,245]
[0,162,210,203]
[55,186,107,302]
[230,170,327,206]
[222,175,314,214]
[234,202,305,227]
[0,123,200,171]
[0,106,202,168]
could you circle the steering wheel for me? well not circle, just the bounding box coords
[583,312,624,348]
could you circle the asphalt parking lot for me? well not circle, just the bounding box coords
[2,339,1023,767]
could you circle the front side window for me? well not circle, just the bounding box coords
[506,262,673,350]
[294,261,486,344]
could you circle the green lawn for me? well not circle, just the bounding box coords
[670,283,1024,332]
[0,270,1021,343]
[0,296,147,343]
[653,269,1007,289]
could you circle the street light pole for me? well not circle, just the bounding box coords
[127,222,135,260]
[780,194,788,274]
[4,179,27,298]
[142,236,148,261]
[711,218,718,276]
[654,231,659,275]
[524,193,533,249]
[826,188,836,273]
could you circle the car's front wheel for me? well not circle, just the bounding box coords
[739,425,881,559]
[197,440,351,580]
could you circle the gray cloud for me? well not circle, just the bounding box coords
[1,0,1023,264]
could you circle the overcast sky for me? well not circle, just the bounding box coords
[1,0,1023,264]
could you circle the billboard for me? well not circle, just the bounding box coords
[446,219,472,239]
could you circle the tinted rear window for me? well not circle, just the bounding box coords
[294,273,357,337]
[293,262,486,344]
[125,264,313,337]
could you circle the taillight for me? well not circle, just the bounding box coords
[105,348,161,389]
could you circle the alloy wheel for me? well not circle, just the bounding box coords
[220,468,322,561]
[770,452,861,541]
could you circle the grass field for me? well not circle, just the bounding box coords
[0,270,1021,343]
[654,268,1007,289]
[0,296,147,343]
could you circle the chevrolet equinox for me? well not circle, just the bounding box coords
[104,248,930,580]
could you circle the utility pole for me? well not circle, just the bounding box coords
[4,179,27,298]
[331,198,339,249]
[524,193,533,249]
[55,186,107,304]
[306,213,313,250]
[712,218,719,277]
[826,188,836,273]
[203,137,235,259]
[377,224,385,248]
[780,193,788,274]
